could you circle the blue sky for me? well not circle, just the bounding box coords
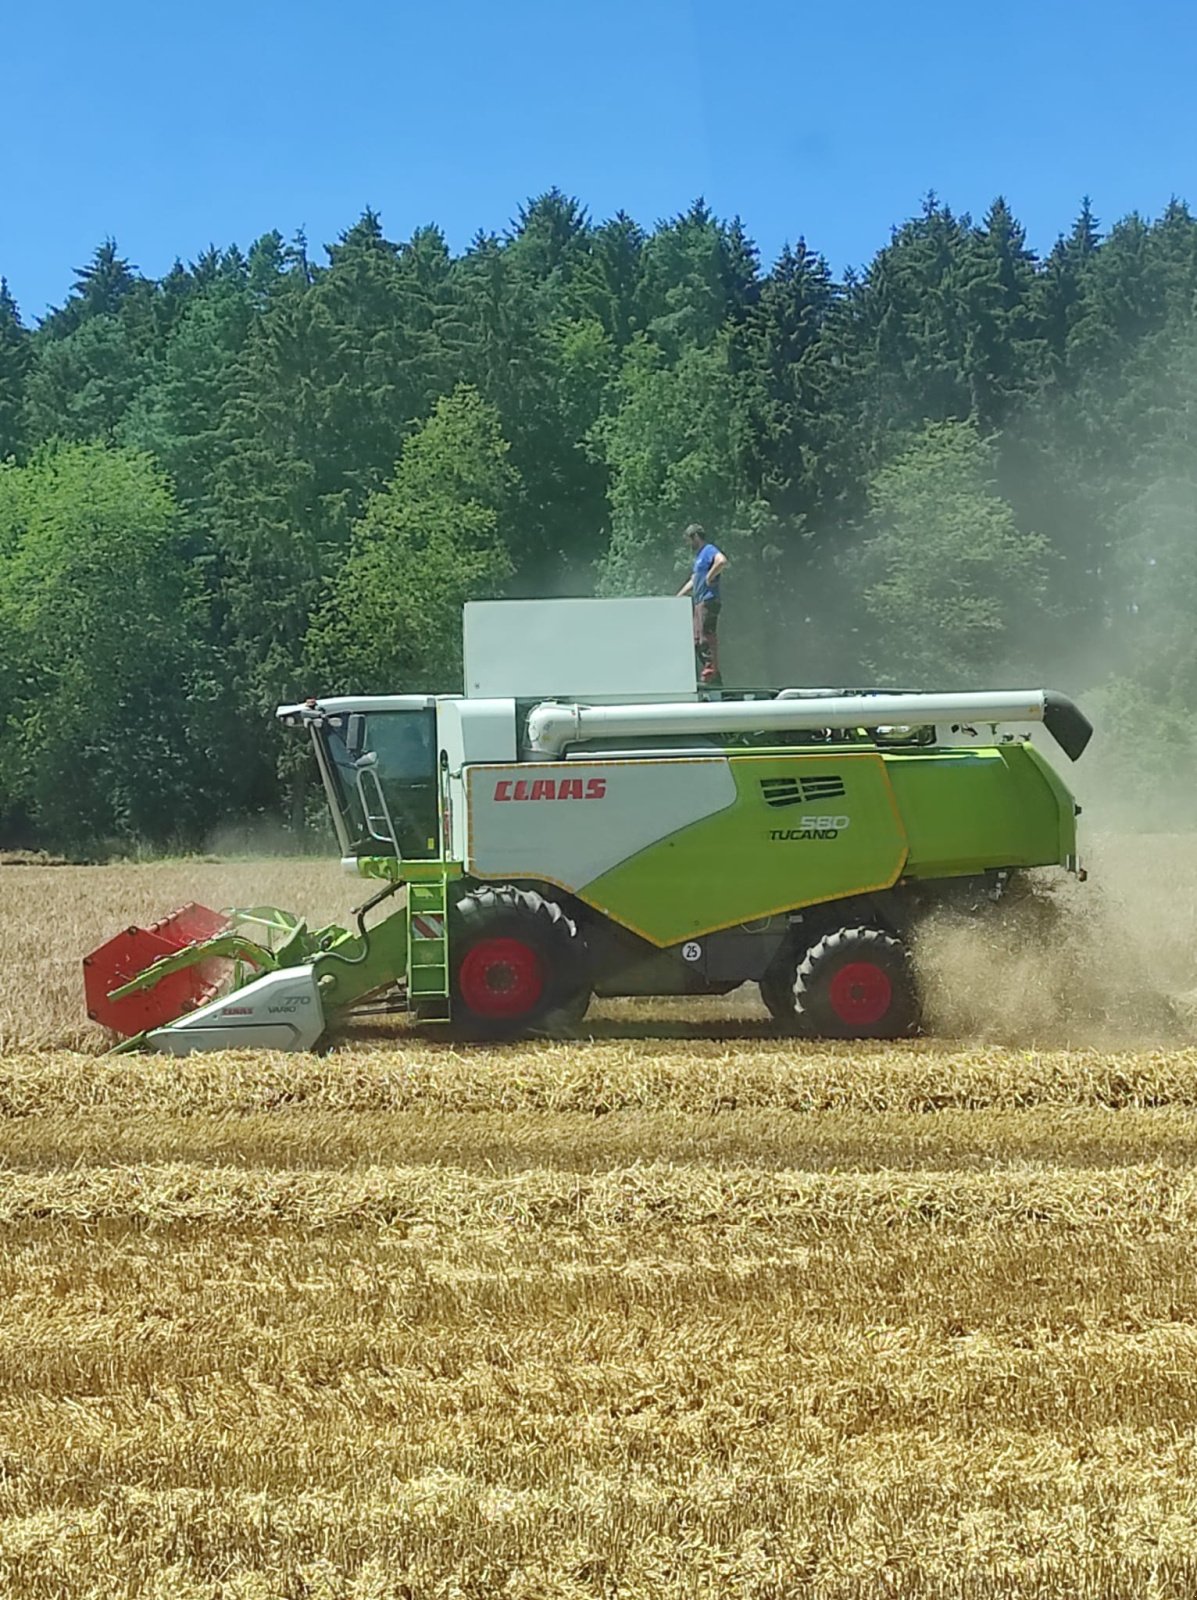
[3,0,1195,320]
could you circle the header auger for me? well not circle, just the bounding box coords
[83,598,1092,1052]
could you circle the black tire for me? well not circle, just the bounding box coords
[542,984,592,1036]
[792,925,920,1040]
[450,885,591,1039]
[759,952,799,1026]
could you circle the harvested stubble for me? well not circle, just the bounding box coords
[2,862,1197,1594]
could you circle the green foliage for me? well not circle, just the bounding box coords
[1083,677,1197,827]
[122,263,253,507]
[0,444,226,849]
[24,315,149,443]
[308,387,517,692]
[859,421,1047,684]
[1107,332,1197,700]
[737,240,837,511]
[638,200,758,358]
[5,190,1197,848]
[597,334,758,596]
[43,240,139,335]
[0,279,29,460]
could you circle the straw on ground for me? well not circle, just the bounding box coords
[1,859,1196,1596]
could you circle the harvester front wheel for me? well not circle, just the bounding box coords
[451,886,590,1039]
[792,926,920,1040]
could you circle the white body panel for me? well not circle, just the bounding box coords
[463,598,697,703]
[526,691,1058,756]
[437,699,518,770]
[464,758,736,889]
[439,700,519,861]
[147,965,325,1055]
[278,695,439,722]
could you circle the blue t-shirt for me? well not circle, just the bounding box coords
[692,542,722,603]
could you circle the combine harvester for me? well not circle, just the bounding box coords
[84,598,1092,1051]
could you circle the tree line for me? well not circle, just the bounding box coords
[1,191,1194,850]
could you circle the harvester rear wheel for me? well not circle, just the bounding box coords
[451,886,590,1039]
[792,926,920,1039]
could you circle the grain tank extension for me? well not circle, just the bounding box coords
[84,598,1092,1050]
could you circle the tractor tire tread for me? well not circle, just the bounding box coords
[792,924,921,1040]
[450,884,591,1040]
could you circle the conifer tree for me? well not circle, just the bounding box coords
[0,279,29,460]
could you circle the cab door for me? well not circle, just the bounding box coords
[350,708,440,860]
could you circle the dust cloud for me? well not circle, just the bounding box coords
[203,814,335,860]
[915,833,1197,1047]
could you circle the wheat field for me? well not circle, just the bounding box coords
[1,853,1197,1596]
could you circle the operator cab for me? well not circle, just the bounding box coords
[277,696,440,861]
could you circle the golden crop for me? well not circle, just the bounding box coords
[1,858,1196,1596]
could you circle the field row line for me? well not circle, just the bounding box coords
[0,1159,1193,1230]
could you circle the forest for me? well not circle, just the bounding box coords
[1,190,1194,850]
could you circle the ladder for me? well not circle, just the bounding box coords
[407,878,450,1015]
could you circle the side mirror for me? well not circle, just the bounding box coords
[346,714,366,758]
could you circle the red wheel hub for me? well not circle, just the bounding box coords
[458,937,544,1018]
[828,961,893,1027]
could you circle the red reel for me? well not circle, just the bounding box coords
[83,903,230,1037]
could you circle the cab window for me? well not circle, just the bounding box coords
[361,710,439,859]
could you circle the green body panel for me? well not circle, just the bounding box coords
[308,873,454,1016]
[582,752,909,945]
[336,742,1076,988]
[357,856,462,885]
[310,907,409,1012]
[578,742,1076,948]
[888,743,1077,878]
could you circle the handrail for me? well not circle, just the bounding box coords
[355,763,403,859]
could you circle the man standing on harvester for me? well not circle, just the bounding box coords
[677,523,727,686]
